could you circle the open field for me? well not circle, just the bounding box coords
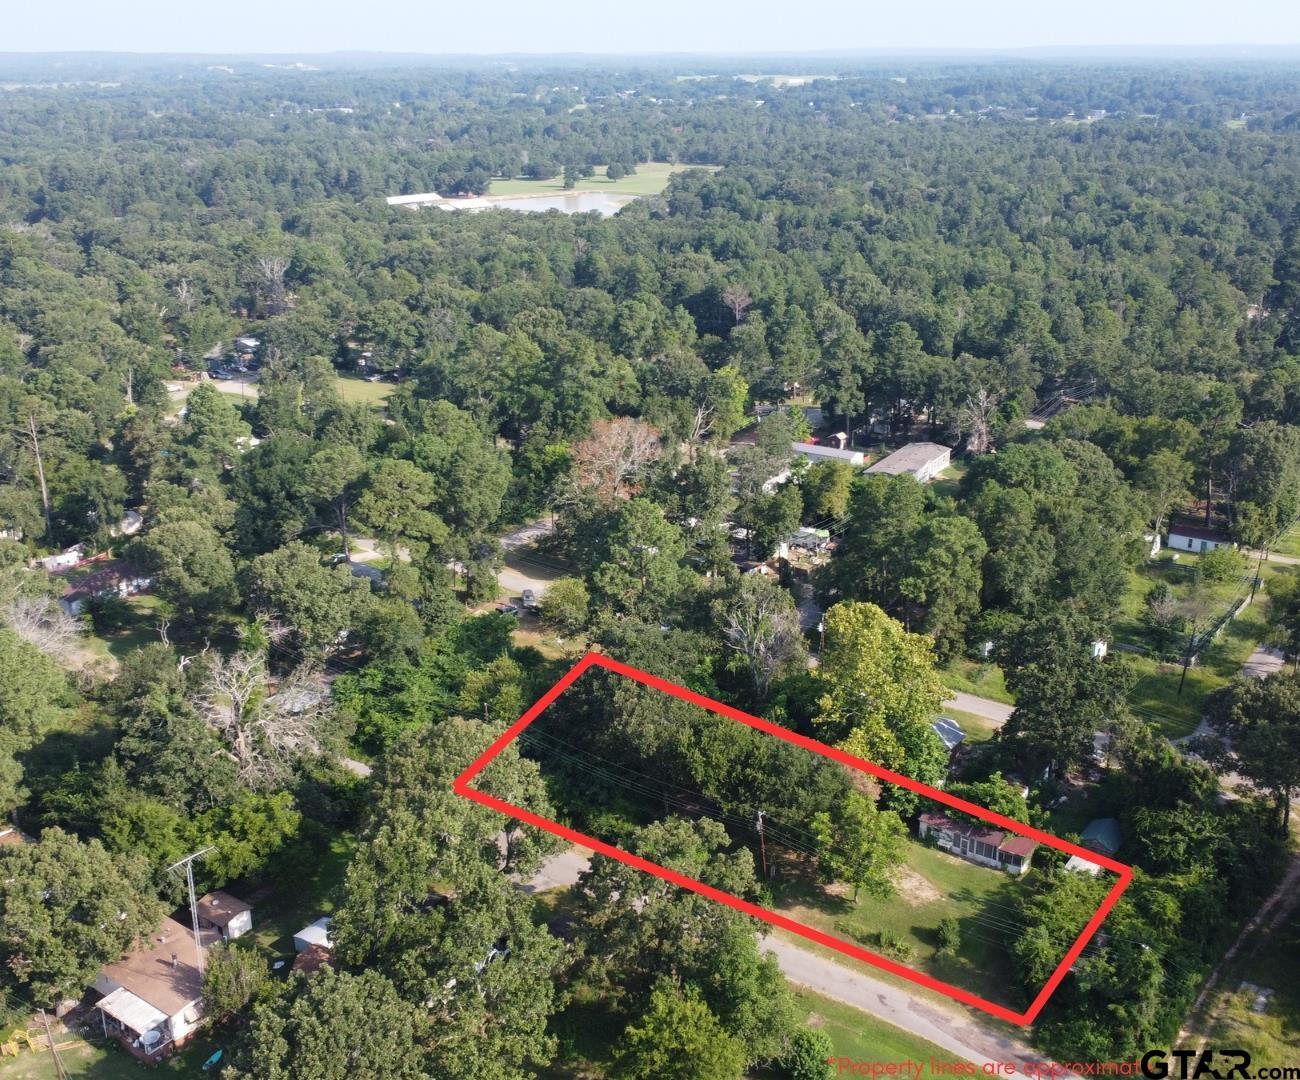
[487,162,707,198]
[334,373,395,409]
[1126,564,1296,738]
[0,1034,222,1079]
[939,660,1013,705]
[771,840,1030,1010]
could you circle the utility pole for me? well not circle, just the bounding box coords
[755,810,768,880]
[39,1009,68,1080]
[166,847,215,974]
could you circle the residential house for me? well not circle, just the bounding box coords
[776,527,832,562]
[865,442,952,483]
[1065,817,1122,875]
[93,917,212,1061]
[917,810,1037,875]
[58,561,153,616]
[1166,524,1234,554]
[194,891,253,943]
[790,441,865,467]
[38,544,85,572]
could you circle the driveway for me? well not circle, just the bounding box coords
[520,845,1043,1067]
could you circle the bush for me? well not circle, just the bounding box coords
[937,916,961,956]
[1197,546,1245,583]
[781,1027,834,1080]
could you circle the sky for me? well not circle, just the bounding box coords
[6,0,1300,56]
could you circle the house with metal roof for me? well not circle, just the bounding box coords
[918,810,1037,875]
[865,442,952,483]
[790,441,865,467]
[1166,523,1234,554]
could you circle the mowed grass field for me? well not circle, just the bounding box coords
[771,840,1035,1010]
[335,373,394,409]
[487,162,710,197]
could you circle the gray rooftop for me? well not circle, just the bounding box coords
[866,442,951,476]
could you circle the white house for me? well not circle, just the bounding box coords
[1167,524,1234,554]
[865,442,952,483]
[917,810,1037,875]
[93,917,210,1061]
[790,441,865,467]
[58,562,153,616]
[195,890,253,943]
[39,544,85,572]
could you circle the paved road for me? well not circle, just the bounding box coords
[764,936,1043,1068]
[522,845,1042,1067]
[944,691,1014,724]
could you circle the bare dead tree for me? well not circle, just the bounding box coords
[19,413,52,537]
[174,278,195,314]
[721,284,753,325]
[720,577,808,699]
[3,595,83,665]
[569,417,663,503]
[193,652,333,789]
[955,387,1001,456]
[255,254,290,315]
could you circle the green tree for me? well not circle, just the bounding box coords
[1204,672,1300,829]
[245,541,372,657]
[230,969,427,1080]
[810,790,907,899]
[812,602,948,795]
[0,828,165,1007]
[591,499,691,622]
[612,984,747,1080]
[179,382,251,477]
[305,444,366,556]
[537,576,590,637]
[203,941,270,1024]
[713,573,807,700]
[781,1028,834,1080]
[355,458,448,559]
[130,519,238,620]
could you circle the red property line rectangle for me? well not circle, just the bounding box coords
[452,650,1133,1026]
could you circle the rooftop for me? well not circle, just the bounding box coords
[195,890,251,928]
[1167,523,1231,542]
[790,441,864,463]
[99,917,212,1017]
[865,441,952,476]
[1080,817,1122,856]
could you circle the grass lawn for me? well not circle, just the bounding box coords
[1112,550,1252,651]
[936,707,1002,744]
[242,831,357,959]
[0,1032,221,1079]
[1268,524,1300,558]
[929,462,968,503]
[542,982,966,1078]
[939,659,1014,705]
[335,374,394,410]
[486,162,707,198]
[1184,893,1300,1065]
[771,840,1030,1010]
[1125,567,1294,738]
[787,987,973,1066]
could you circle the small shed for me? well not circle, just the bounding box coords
[1080,817,1122,858]
[293,917,333,954]
[195,891,253,942]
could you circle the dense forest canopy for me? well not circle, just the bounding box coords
[0,55,1298,1075]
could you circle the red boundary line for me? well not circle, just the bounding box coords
[451,650,1133,1026]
